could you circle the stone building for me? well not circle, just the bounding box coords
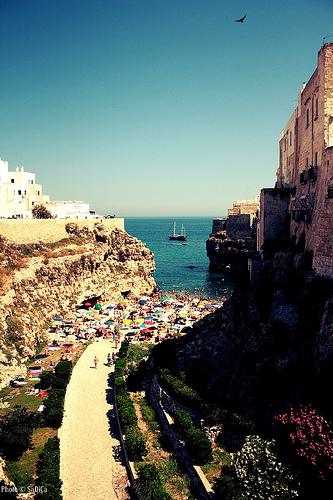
[258,43,333,278]
[227,198,259,226]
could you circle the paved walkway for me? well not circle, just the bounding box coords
[59,339,128,500]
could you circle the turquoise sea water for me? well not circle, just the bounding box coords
[125,217,232,298]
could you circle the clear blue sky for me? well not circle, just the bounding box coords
[0,0,332,216]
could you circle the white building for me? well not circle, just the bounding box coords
[46,200,94,219]
[0,157,98,219]
[0,158,50,218]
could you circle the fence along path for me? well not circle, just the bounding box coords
[59,339,128,500]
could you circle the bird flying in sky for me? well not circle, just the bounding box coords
[235,14,246,23]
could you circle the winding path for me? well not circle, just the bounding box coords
[59,339,128,500]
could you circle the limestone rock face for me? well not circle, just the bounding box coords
[0,227,156,388]
[206,234,256,273]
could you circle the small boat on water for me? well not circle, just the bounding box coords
[169,222,187,241]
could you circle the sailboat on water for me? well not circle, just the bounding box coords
[168,222,187,241]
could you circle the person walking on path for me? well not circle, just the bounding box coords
[93,355,98,368]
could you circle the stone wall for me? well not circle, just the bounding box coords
[257,188,290,252]
[0,218,124,244]
[147,377,213,500]
[226,214,252,240]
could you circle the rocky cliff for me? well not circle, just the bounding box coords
[155,248,333,425]
[0,223,156,388]
[206,231,257,273]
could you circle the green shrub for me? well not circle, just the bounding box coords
[127,344,152,364]
[217,413,255,452]
[0,407,39,460]
[115,358,127,376]
[186,427,212,465]
[135,463,171,500]
[139,398,160,433]
[159,369,202,408]
[116,394,137,427]
[174,409,193,437]
[214,465,241,500]
[54,360,72,383]
[36,371,53,390]
[173,409,212,464]
[35,437,62,500]
[124,425,147,461]
[50,375,67,390]
[114,376,127,395]
[44,389,65,428]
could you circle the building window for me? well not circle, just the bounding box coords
[18,190,21,195]
[315,97,318,118]
[306,158,309,169]
[315,152,318,166]
[306,108,309,128]
[37,190,40,195]
[11,179,14,183]
[290,131,292,146]
[24,190,26,195]
[31,201,35,206]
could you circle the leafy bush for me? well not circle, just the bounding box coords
[36,371,53,390]
[214,465,241,500]
[233,435,299,499]
[275,405,333,481]
[54,360,72,383]
[32,205,53,219]
[115,358,127,376]
[35,437,62,500]
[0,407,39,460]
[217,412,256,452]
[116,393,137,427]
[173,409,193,436]
[44,389,66,428]
[139,397,160,433]
[114,376,127,395]
[127,344,152,364]
[50,375,67,390]
[43,359,73,428]
[186,427,212,465]
[124,425,147,461]
[159,368,202,408]
[135,464,171,500]
[114,340,147,462]
[173,408,212,464]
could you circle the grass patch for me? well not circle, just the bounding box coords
[201,448,231,483]
[139,397,160,433]
[127,344,153,364]
[6,427,57,488]
[0,383,43,417]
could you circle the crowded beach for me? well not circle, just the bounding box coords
[3,290,228,404]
